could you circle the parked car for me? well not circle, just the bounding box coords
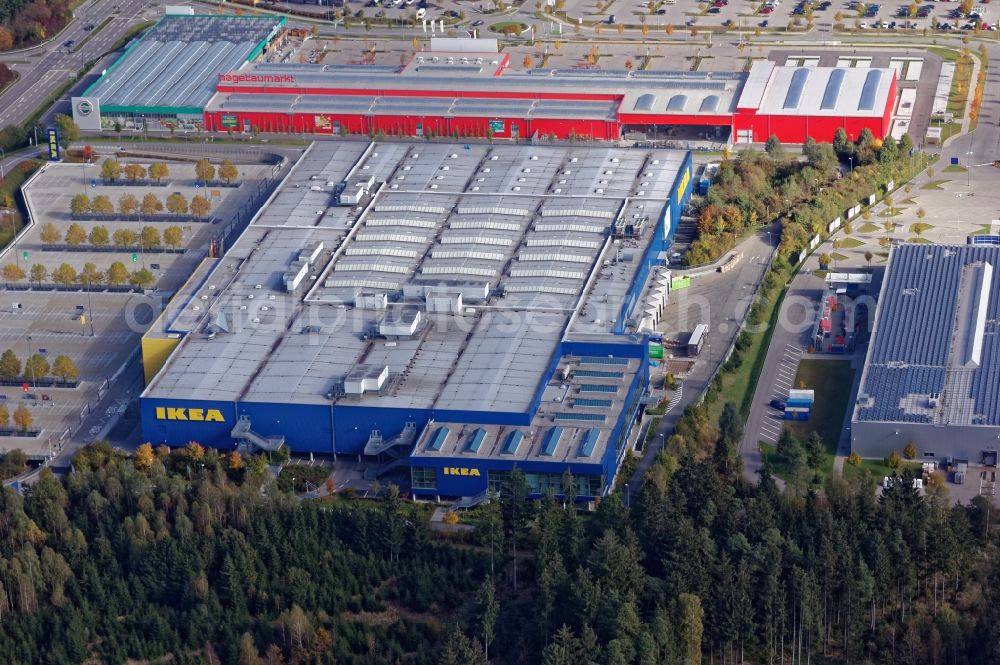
[472,19,484,26]
[769,399,787,411]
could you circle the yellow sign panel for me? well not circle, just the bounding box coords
[676,167,691,203]
[46,128,60,161]
[442,467,481,477]
[155,407,225,422]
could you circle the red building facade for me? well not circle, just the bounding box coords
[202,60,897,145]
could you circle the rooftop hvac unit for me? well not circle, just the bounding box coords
[344,364,389,395]
[378,307,422,337]
[356,292,388,310]
[426,291,463,314]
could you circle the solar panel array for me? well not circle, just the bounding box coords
[554,412,606,422]
[869,245,962,366]
[858,245,1000,425]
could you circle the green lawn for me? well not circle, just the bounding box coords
[970,224,994,236]
[929,120,962,144]
[785,360,855,452]
[489,21,530,34]
[830,252,849,261]
[762,359,855,486]
[948,56,974,117]
[857,222,880,233]
[877,208,904,217]
[920,180,949,190]
[908,237,932,244]
[838,237,865,248]
[910,222,934,234]
[0,159,43,251]
[842,457,920,482]
[942,164,968,173]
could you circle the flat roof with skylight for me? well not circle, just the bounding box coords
[85,15,283,113]
[745,61,895,117]
[143,141,686,414]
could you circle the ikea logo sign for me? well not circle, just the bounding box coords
[155,407,225,423]
[676,168,691,203]
[443,467,481,477]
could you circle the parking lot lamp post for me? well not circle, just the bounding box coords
[85,276,95,336]
[26,335,33,388]
[966,137,974,188]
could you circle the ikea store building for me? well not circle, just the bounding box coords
[140,141,692,501]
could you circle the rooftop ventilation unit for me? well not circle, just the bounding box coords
[378,307,422,337]
[344,364,389,395]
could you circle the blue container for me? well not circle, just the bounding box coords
[784,407,811,421]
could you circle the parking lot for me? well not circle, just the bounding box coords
[757,342,804,444]
[0,160,272,455]
[553,0,995,34]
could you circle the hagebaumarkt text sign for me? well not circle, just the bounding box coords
[220,114,238,128]
[46,128,60,161]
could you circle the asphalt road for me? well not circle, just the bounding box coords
[739,269,823,480]
[629,225,776,487]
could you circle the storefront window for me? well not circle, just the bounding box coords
[411,466,436,490]
[487,469,510,494]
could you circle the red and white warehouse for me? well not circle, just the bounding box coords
[72,18,895,144]
[202,58,896,145]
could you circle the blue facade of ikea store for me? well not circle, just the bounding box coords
[139,152,693,499]
[409,339,649,500]
[139,337,649,500]
[616,152,692,333]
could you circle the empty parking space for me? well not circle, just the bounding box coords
[756,343,803,444]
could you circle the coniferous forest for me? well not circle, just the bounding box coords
[0,439,998,665]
